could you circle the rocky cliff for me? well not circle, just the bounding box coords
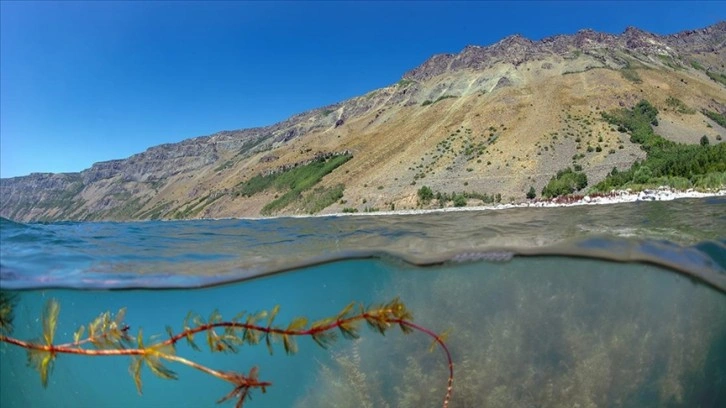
[2,22,725,221]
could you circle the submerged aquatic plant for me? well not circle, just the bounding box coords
[0,291,17,335]
[300,260,726,407]
[0,294,453,408]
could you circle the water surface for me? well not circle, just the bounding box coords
[1,197,725,407]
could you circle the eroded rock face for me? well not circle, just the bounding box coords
[494,76,512,90]
[403,23,725,81]
[665,21,726,52]
[6,172,80,191]
[0,173,85,220]
[259,155,279,163]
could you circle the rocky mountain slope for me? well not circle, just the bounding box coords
[2,22,725,221]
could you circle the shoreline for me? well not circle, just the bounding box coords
[189,187,725,221]
[12,188,720,223]
[316,187,726,219]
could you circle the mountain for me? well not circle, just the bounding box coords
[2,23,725,221]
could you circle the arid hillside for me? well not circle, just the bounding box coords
[2,23,725,221]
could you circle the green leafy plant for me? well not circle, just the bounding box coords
[541,167,588,198]
[0,293,453,408]
[421,95,457,107]
[417,186,434,204]
[702,109,726,128]
[594,101,726,192]
[396,79,415,88]
[665,96,695,114]
[300,184,345,214]
[232,153,352,215]
[0,291,16,335]
[620,68,642,83]
[706,71,726,86]
[237,154,351,199]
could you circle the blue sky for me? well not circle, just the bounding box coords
[1,1,724,178]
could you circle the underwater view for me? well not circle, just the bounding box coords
[1,197,725,407]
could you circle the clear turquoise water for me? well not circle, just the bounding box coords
[1,197,725,407]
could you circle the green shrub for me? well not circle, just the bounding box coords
[422,95,456,106]
[620,68,642,83]
[633,165,653,184]
[526,186,536,200]
[300,184,345,214]
[647,176,692,190]
[706,71,726,86]
[693,171,726,189]
[665,97,696,114]
[252,154,352,215]
[702,109,726,128]
[238,154,351,198]
[214,160,235,172]
[594,102,726,192]
[417,186,434,204]
[602,100,658,147]
[427,189,503,206]
[701,135,710,146]
[434,95,457,104]
[396,78,414,87]
[542,168,588,198]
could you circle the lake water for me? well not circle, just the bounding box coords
[1,197,725,407]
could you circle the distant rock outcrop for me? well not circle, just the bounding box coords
[403,22,726,81]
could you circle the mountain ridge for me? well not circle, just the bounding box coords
[2,22,725,221]
[404,22,725,81]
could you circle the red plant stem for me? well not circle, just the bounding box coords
[397,319,454,408]
[159,311,454,407]
[0,335,143,356]
[163,354,272,389]
[0,311,453,407]
[161,312,436,346]
[0,334,268,389]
